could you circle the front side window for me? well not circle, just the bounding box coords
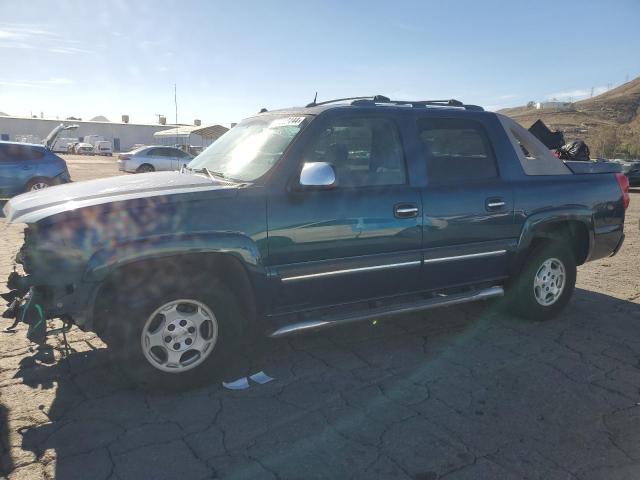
[305,117,406,187]
[189,114,310,182]
[418,118,498,184]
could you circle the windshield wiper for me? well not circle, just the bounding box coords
[191,166,229,182]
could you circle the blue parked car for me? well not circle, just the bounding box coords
[0,124,75,197]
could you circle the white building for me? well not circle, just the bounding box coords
[535,101,573,111]
[0,115,179,152]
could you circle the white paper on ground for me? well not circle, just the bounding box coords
[222,377,250,390]
[249,371,274,384]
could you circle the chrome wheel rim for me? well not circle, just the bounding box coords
[141,299,218,373]
[30,182,49,191]
[533,258,566,306]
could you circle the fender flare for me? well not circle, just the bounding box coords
[83,231,268,332]
[515,206,594,265]
[84,231,266,282]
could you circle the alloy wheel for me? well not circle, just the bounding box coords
[140,299,218,373]
[533,258,566,306]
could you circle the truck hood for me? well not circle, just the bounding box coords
[3,171,237,224]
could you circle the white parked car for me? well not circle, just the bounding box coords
[117,145,193,173]
[75,143,94,155]
[93,140,113,156]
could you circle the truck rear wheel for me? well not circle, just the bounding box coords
[507,241,576,321]
[103,275,245,391]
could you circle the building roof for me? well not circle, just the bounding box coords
[90,115,110,122]
[192,124,229,139]
[153,125,202,138]
[0,114,179,128]
[153,124,229,139]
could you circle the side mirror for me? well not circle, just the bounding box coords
[299,162,336,189]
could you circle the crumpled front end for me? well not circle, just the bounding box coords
[2,223,97,343]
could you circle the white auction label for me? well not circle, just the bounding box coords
[269,116,306,128]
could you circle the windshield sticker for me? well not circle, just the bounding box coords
[269,116,306,128]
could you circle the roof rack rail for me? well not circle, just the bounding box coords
[306,96,484,111]
[305,95,389,108]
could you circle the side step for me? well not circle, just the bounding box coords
[268,286,503,338]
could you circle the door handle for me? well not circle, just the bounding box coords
[486,197,506,211]
[394,203,419,218]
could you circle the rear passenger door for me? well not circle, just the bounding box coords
[417,116,515,290]
[0,144,41,196]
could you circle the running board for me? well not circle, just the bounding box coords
[268,285,503,338]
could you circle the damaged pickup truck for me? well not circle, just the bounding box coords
[2,97,629,390]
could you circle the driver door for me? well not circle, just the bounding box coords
[266,114,423,313]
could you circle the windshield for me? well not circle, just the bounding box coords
[188,114,310,181]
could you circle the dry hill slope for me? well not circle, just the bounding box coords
[499,77,640,158]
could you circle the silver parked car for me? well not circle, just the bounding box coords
[117,146,193,173]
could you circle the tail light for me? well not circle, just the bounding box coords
[118,154,130,161]
[616,173,630,210]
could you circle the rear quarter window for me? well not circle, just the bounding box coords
[0,144,45,162]
[497,115,571,176]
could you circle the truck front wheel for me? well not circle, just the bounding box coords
[507,241,577,321]
[103,276,245,391]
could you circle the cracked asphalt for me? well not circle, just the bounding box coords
[1,157,640,480]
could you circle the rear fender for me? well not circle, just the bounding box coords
[514,207,594,269]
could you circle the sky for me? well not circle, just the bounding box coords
[0,0,638,125]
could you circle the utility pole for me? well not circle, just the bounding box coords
[174,84,178,147]
[590,87,594,98]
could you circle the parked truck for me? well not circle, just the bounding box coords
[2,96,628,390]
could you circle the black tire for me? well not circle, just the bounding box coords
[24,177,53,192]
[136,163,155,173]
[506,240,576,321]
[102,272,246,391]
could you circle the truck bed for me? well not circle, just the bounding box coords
[564,161,622,175]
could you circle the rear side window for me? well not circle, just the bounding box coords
[157,148,181,157]
[169,148,188,158]
[305,117,406,187]
[0,144,45,162]
[417,118,498,184]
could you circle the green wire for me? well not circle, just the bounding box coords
[27,303,45,335]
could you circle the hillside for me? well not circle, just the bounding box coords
[499,76,640,158]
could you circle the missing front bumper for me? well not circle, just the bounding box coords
[2,287,47,343]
